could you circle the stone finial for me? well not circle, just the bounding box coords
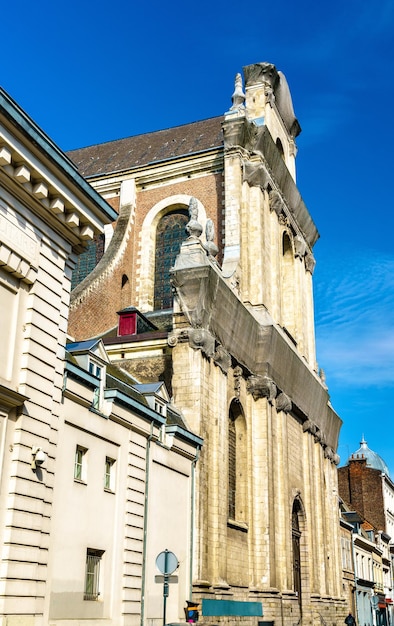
[204,219,219,259]
[230,73,245,110]
[185,197,203,239]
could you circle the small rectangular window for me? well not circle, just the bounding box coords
[84,548,104,600]
[88,360,102,379]
[104,457,115,491]
[74,445,87,482]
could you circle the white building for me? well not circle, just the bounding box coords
[0,87,202,626]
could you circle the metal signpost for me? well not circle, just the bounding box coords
[156,549,178,626]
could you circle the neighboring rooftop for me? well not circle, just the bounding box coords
[347,437,390,477]
[67,116,224,178]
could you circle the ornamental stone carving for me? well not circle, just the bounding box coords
[303,419,317,435]
[247,374,277,403]
[269,189,284,217]
[204,219,219,260]
[185,197,203,239]
[213,345,231,374]
[324,447,334,461]
[230,73,245,111]
[167,332,178,347]
[243,161,270,191]
[276,392,292,413]
[233,365,243,398]
[314,429,326,446]
[188,327,215,358]
[294,235,307,259]
[305,253,316,274]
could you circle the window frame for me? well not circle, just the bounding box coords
[104,456,115,492]
[84,548,104,601]
[74,445,88,483]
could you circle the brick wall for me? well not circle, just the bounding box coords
[338,461,385,530]
[68,171,224,340]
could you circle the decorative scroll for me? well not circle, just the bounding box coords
[188,327,215,358]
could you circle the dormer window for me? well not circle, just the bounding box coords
[89,360,102,379]
[154,400,165,415]
[88,359,104,410]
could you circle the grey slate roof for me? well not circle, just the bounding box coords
[67,116,224,178]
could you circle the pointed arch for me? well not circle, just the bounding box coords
[228,399,247,523]
[281,231,296,339]
[291,495,307,608]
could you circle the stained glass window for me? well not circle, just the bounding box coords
[154,210,188,310]
[71,234,105,290]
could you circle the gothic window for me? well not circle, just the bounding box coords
[228,400,247,523]
[292,498,302,602]
[281,232,296,341]
[276,138,285,160]
[153,209,188,310]
[71,234,105,290]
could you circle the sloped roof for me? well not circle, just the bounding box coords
[67,116,224,178]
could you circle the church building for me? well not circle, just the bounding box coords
[68,62,345,626]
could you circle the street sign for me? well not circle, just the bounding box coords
[156,550,178,575]
[155,550,179,626]
[155,575,178,583]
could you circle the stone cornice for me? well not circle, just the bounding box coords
[88,149,224,196]
[0,88,117,252]
[0,384,28,411]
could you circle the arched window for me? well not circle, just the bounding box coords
[281,232,296,340]
[153,209,188,310]
[276,138,285,160]
[292,498,302,602]
[228,400,247,523]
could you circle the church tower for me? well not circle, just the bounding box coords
[67,62,345,626]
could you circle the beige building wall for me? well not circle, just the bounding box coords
[0,87,116,626]
[48,358,200,626]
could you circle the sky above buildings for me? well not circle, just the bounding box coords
[2,0,394,473]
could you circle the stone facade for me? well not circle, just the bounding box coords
[67,63,347,626]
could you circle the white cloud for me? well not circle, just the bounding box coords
[314,251,394,386]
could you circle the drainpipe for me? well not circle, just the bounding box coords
[189,448,200,600]
[141,422,155,626]
[351,532,360,625]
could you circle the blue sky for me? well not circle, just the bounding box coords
[2,0,394,473]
